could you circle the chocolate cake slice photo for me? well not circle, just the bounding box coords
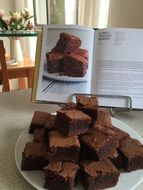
[45,32,89,79]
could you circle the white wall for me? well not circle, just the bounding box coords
[0,0,14,11]
[0,0,14,53]
[107,0,143,28]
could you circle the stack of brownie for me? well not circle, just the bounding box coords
[21,95,143,190]
[46,32,88,77]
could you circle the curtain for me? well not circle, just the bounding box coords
[14,0,37,61]
[34,0,47,25]
[78,0,100,28]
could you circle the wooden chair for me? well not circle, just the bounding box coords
[0,40,10,91]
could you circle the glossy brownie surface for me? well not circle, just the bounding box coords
[21,142,48,170]
[64,54,88,77]
[79,128,118,160]
[80,159,120,190]
[47,131,80,162]
[55,109,91,136]
[33,128,47,142]
[55,32,81,53]
[119,137,143,171]
[44,161,79,190]
[46,51,64,73]
[49,131,80,147]
[29,111,51,134]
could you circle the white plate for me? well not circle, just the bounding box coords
[15,118,143,190]
[43,64,88,82]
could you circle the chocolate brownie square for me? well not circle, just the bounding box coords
[21,142,48,170]
[44,114,56,131]
[79,128,118,160]
[93,123,129,146]
[107,149,123,169]
[46,51,64,73]
[92,124,120,148]
[47,131,80,162]
[118,137,143,172]
[43,162,79,190]
[76,95,98,125]
[54,32,81,53]
[33,128,47,142]
[55,109,91,137]
[109,125,130,144]
[61,102,77,110]
[80,159,120,190]
[71,48,88,60]
[29,111,51,134]
[64,54,88,77]
[92,123,115,135]
[96,110,112,127]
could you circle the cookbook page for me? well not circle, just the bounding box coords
[91,28,143,109]
[34,25,95,103]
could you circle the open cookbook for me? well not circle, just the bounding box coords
[32,25,143,109]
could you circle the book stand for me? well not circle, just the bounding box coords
[69,93,132,117]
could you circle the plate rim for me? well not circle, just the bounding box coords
[15,131,45,190]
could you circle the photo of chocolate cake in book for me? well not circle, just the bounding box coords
[46,32,89,78]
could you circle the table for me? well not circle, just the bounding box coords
[0,89,143,190]
[0,59,35,89]
[0,30,37,90]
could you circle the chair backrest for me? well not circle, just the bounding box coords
[0,40,10,91]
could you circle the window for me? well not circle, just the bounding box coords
[33,0,110,27]
[33,0,78,25]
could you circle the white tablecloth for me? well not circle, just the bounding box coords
[0,89,142,190]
